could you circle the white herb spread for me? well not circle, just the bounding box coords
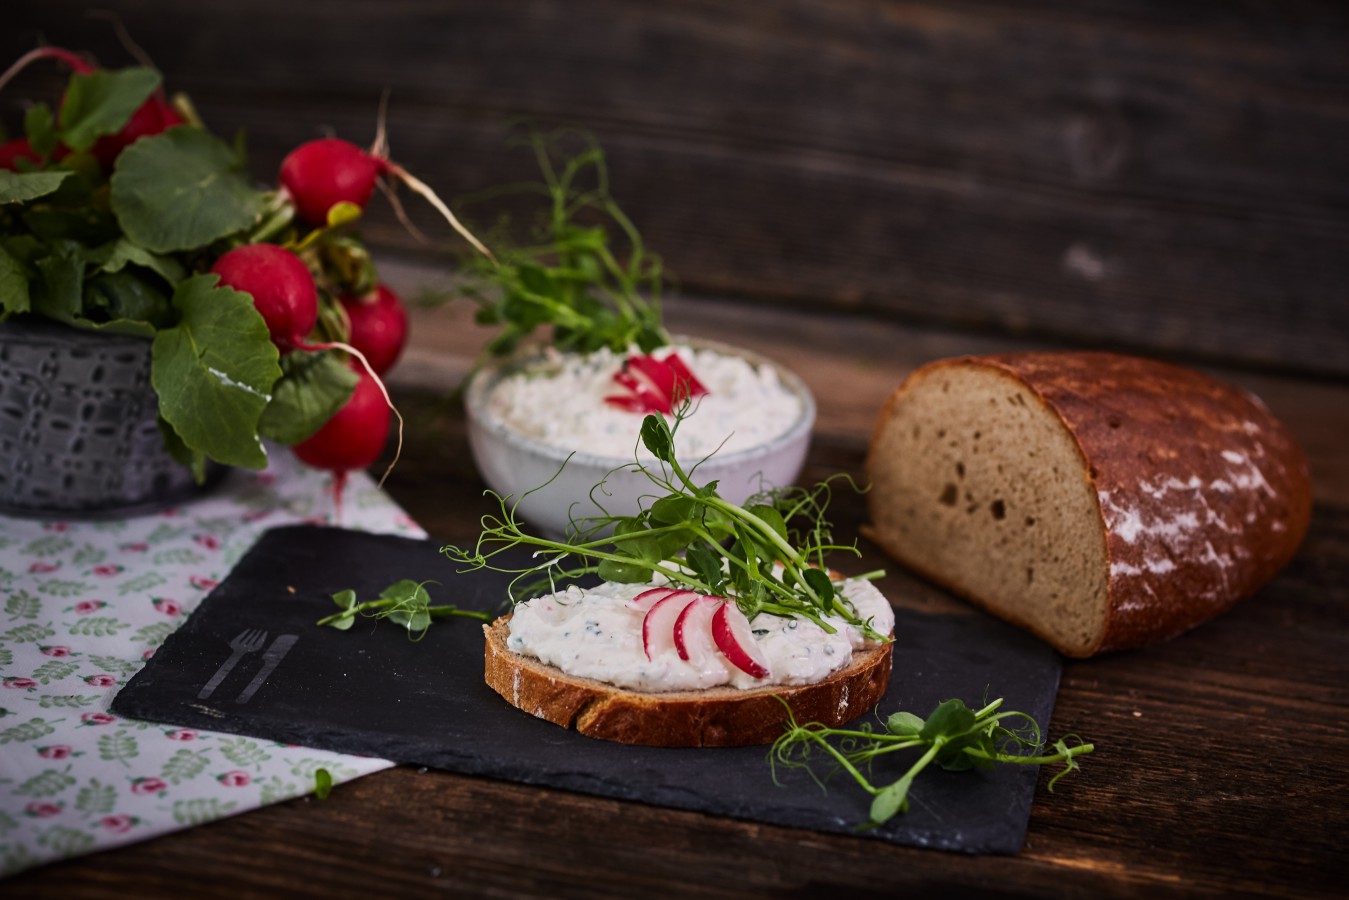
[505,580,894,693]
[486,344,804,459]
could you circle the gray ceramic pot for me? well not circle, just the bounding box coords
[0,317,221,517]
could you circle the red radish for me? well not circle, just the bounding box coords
[209,243,407,492]
[277,136,494,260]
[627,586,678,613]
[340,283,408,375]
[641,591,697,661]
[292,368,391,517]
[209,244,318,350]
[712,603,771,679]
[279,138,381,227]
[673,595,724,665]
[0,46,182,171]
[0,137,40,171]
[604,352,709,415]
[89,93,183,168]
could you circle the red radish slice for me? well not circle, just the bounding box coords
[604,351,710,415]
[627,586,678,613]
[712,603,771,679]
[673,595,724,663]
[641,591,697,661]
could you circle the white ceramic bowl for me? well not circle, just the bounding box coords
[464,340,816,538]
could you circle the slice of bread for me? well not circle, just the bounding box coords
[865,352,1312,657]
[483,616,893,747]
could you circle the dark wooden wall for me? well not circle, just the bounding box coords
[7,1,1348,377]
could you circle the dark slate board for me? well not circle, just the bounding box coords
[113,525,1062,854]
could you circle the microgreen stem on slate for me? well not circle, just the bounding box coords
[441,411,887,641]
[769,696,1094,827]
[317,579,490,640]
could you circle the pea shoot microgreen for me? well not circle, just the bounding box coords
[441,411,887,640]
[313,767,333,800]
[316,579,490,639]
[771,696,1094,827]
[458,129,669,357]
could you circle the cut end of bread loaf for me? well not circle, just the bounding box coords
[866,352,1312,657]
[866,363,1109,656]
[483,617,893,747]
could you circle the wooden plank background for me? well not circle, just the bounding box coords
[5,1,1348,377]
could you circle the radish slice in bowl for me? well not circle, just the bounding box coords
[713,603,772,679]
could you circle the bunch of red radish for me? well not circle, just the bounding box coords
[3,46,490,511]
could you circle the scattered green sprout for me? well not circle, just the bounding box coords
[316,579,490,640]
[313,767,333,800]
[770,696,1094,828]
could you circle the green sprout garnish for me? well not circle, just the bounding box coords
[441,411,887,641]
[317,579,491,639]
[770,696,1094,828]
[458,129,669,357]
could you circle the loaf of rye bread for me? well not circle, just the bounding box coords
[483,616,893,747]
[864,352,1312,657]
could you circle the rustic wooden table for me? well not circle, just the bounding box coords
[8,270,1347,899]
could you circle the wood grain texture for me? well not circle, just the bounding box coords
[6,1,1348,375]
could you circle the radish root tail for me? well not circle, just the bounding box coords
[0,46,95,94]
[388,163,496,262]
[296,340,405,488]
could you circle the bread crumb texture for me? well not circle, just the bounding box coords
[866,352,1311,656]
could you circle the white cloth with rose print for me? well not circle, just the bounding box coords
[0,455,422,879]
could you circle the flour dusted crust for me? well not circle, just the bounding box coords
[865,351,1312,657]
[483,617,893,747]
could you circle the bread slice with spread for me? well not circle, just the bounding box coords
[483,579,894,747]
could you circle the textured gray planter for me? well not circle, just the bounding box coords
[0,317,221,517]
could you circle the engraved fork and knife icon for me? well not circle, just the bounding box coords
[198,629,298,703]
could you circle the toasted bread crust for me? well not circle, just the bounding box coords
[483,616,894,747]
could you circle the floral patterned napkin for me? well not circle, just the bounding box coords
[0,455,422,878]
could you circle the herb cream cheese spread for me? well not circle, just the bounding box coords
[505,580,895,693]
[486,344,803,459]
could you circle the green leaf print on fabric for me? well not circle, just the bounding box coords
[35,695,101,709]
[97,730,138,766]
[132,622,174,647]
[150,548,204,566]
[32,661,80,685]
[171,798,237,826]
[218,738,271,770]
[74,779,117,816]
[118,572,167,596]
[17,767,76,798]
[38,581,94,598]
[162,749,209,785]
[3,622,55,643]
[0,718,59,744]
[22,536,73,557]
[36,825,94,856]
[67,618,127,638]
[5,591,40,620]
[87,656,142,678]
